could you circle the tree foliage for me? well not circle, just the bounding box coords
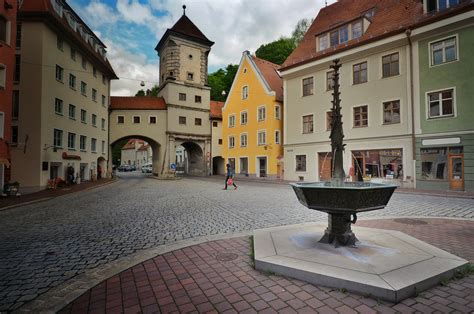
[255,37,296,65]
[207,64,238,101]
[135,85,160,97]
[292,18,313,44]
[111,138,129,166]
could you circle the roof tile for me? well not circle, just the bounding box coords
[110,97,167,110]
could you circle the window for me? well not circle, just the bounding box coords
[101,118,106,129]
[240,111,248,125]
[242,86,248,99]
[213,121,218,127]
[15,22,21,48]
[195,118,202,126]
[330,30,339,47]
[133,116,140,124]
[430,36,457,66]
[302,77,313,96]
[11,126,18,144]
[92,114,97,127]
[102,75,106,85]
[179,93,186,101]
[382,53,399,77]
[257,130,266,145]
[117,116,124,124]
[69,74,76,89]
[240,133,247,147]
[12,91,19,120]
[81,109,86,123]
[80,135,86,151]
[102,141,105,154]
[428,89,454,118]
[91,138,97,152]
[56,65,64,82]
[57,36,63,50]
[53,129,63,148]
[353,105,368,127]
[427,0,459,13]
[102,95,106,106]
[228,136,235,148]
[14,55,20,82]
[351,20,362,39]
[195,95,201,103]
[179,116,186,125]
[258,106,266,121]
[339,25,349,43]
[326,71,334,91]
[55,98,63,115]
[302,115,313,134]
[0,16,7,43]
[275,105,281,120]
[319,34,329,51]
[240,157,248,174]
[0,64,5,88]
[296,155,306,172]
[93,67,97,77]
[81,56,87,69]
[218,139,222,145]
[421,147,461,180]
[275,130,281,144]
[92,89,97,102]
[326,112,332,131]
[353,62,367,84]
[187,72,194,81]
[70,48,76,61]
[68,132,76,150]
[149,116,156,124]
[68,104,76,119]
[228,115,235,127]
[81,81,87,95]
[353,149,404,179]
[383,100,400,124]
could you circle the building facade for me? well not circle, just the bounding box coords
[210,100,225,175]
[120,139,151,168]
[0,0,17,191]
[222,51,283,179]
[281,0,472,190]
[413,2,474,191]
[12,0,117,193]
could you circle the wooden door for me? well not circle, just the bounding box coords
[318,153,332,181]
[448,154,464,191]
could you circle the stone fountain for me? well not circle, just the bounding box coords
[253,59,468,302]
[290,59,396,247]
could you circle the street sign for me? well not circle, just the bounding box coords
[170,163,176,170]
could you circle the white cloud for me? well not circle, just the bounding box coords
[73,0,337,95]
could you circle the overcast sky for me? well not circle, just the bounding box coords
[68,0,335,96]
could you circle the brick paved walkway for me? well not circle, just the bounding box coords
[60,218,474,314]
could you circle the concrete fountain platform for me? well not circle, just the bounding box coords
[254,223,468,302]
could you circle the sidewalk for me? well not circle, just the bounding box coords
[59,218,474,314]
[0,178,117,211]
[206,175,474,199]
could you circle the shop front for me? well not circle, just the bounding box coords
[351,149,403,184]
[420,146,464,191]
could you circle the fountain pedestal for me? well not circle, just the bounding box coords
[320,213,358,247]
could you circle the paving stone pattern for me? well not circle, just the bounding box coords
[60,222,474,314]
[0,173,473,311]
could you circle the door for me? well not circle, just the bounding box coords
[258,157,267,177]
[318,152,332,181]
[448,154,464,191]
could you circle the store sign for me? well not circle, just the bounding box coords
[422,137,460,146]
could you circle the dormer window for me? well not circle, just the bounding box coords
[317,19,364,51]
[427,0,459,13]
[351,20,362,39]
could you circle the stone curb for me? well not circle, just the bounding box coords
[0,178,118,212]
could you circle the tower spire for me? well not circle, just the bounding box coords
[182,4,186,16]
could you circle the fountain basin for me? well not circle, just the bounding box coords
[291,182,397,214]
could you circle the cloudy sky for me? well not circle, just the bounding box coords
[68,0,335,96]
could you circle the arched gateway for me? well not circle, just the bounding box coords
[109,10,215,177]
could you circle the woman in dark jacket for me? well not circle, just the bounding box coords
[224,163,237,190]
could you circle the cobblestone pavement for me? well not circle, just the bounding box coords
[60,219,474,314]
[0,173,473,311]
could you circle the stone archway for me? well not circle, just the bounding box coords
[213,156,225,175]
[110,135,161,176]
[97,157,106,179]
[176,141,205,176]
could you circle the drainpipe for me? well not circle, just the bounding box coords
[209,116,213,176]
[406,29,416,189]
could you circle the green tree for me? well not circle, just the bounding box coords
[292,18,313,44]
[255,37,296,65]
[135,85,160,97]
[208,64,238,101]
[111,138,129,166]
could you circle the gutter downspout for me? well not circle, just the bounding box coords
[406,29,417,189]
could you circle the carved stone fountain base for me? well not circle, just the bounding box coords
[254,223,468,302]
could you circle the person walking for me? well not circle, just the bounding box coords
[224,163,237,190]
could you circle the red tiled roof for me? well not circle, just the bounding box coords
[110,97,167,110]
[20,0,117,79]
[281,0,473,71]
[210,101,224,119]
[252,56,283,102]
[155,14,214,52]
[137,144,150,151]
[122,139,145,150]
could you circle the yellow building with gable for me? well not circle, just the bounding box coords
[222,51,284,179]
